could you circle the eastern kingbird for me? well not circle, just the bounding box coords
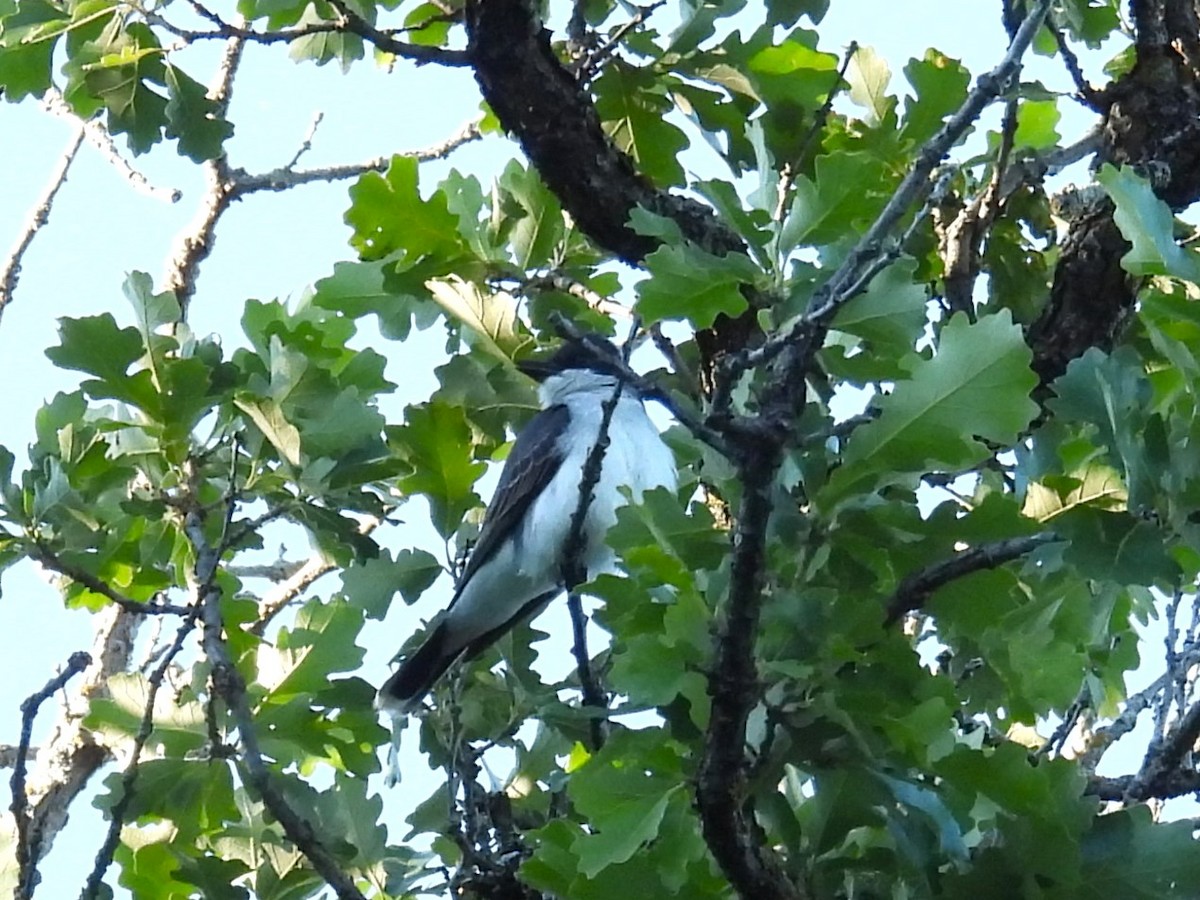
[376,336,677,716]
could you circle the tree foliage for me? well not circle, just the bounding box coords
[4,0,1200,898]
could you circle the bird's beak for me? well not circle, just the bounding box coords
[517,358,555,383]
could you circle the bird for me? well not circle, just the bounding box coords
[376,335,678,717]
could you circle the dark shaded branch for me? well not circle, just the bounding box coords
[1029,0,1200,384]
[696,432,800,900]
[326,0,470,65]
[558,326,641,749]
[464,0,744,265]
[576,1,666,83]
[11,652,91,900]
[1089,769,1200,802]
[1047,16,1104,109]
[884,533,1058,625]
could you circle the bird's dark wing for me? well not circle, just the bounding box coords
[456,403,570,589]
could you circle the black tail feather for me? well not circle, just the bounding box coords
[376,590,559,714]
[377,621,456,711]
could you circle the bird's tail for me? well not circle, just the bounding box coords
[375,590,560,717]
[375,621,457,716]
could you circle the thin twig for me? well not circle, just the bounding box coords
[0,744,34,770]
[326,0,470,66]
[520,272,633,320]
[140,0,469,66]
[30,541,191,616]
[0,125,85,321]
[79,607,201,900]
[285,112,326,171]
[183,468,366,900]
[559,321,642,749]
[1047,16,1104,110]
[577,1,666,82]
[791,40,857,175]
[11,652,91,900]
[41,89,181,203]
[234,119,482,195]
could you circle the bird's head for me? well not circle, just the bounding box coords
[518,335,633,404]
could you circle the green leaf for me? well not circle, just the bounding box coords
[287,1,363,69]
[345,155,463,262]
[312,257,421,340]
[0,0,63,99]
[44,313,162,413]
[1080,806,1200,898]
[402,1,451,46]
[164,62,233,161]
[78,21,169,155]
[1058,509,1179,586]
[669,0,747,55]
[1013,97,1060,150]
[395,401,485,538]
[342,548,442,620]
[821,311,1039,507]
[780,151,889,251]
[123,270,181,336]
[497,161,564,269]
[235,396,303,465]
[594,60,689,186]
[764,0,827,27]
[426,276,525,361]
[845,45,891,124]
[262,596,365,697]
[900,50,971,146]
[1098,164,1200,282]
[568,731,685,877]
[636,244,755,328]
[1049,347,1156,510]
[87,673,207,757]
[830,259,927,352]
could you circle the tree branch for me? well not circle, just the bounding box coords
[42,89,181,204]
[10,652,91,900]
[464,0,744,266]
[884,533,1058,625]
[30,541,191,616]
[731,0,1054,379]
[326,0,469,66]
[79,607,202,899]
[140,0,469,66]
[234,118,482,195]
[695,429,800,900]
[15,607,139,894]
[0,124,84,323]
[557,324,642,749]
[182,472,366,900]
